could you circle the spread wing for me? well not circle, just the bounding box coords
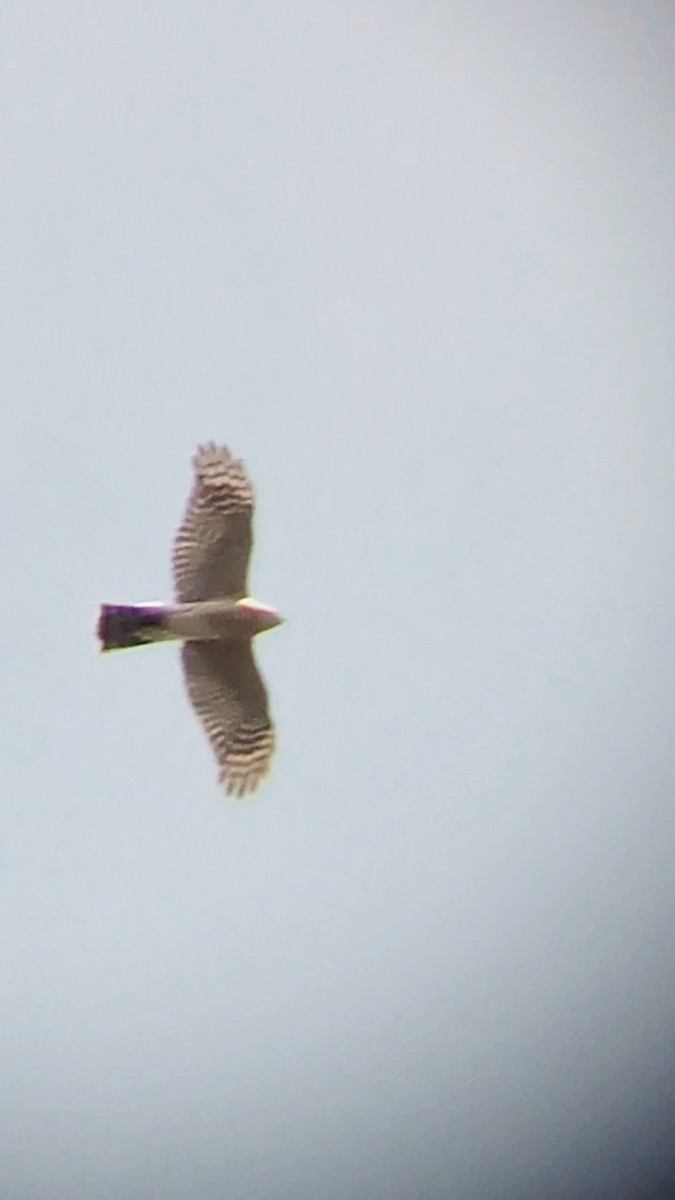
[173,443,255,602]
[181,641,275,797]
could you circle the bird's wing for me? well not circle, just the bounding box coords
[173,443,254,602]
[181,641,275,797]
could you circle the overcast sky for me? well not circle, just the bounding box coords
[2,3,675,1197]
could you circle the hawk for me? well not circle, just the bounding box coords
[98,443,282,797]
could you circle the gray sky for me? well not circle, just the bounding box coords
[2,3,675,1197]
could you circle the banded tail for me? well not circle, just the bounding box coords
[97,604,169,652]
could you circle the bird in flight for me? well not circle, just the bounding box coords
[98,443,282,797]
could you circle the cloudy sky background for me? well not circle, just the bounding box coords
[2,3,675,1197]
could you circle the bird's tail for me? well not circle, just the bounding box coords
[97,604,170,652]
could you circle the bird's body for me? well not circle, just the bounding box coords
[98,443,282,797]
[98,597,281,648]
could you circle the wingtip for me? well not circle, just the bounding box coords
[193,441,232,469]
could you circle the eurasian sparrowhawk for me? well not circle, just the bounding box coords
[98,443,281,797]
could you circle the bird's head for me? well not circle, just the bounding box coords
[235,597,284,633]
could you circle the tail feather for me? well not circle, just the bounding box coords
[97,604,168,652]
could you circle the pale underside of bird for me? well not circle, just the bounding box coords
[98,443,282,798]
